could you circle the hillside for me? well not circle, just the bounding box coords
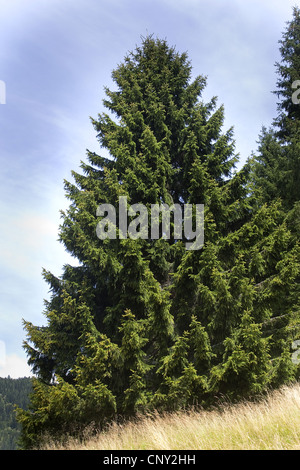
[39,382,300,451]
[0,377,32,450]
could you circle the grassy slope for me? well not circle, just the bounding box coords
[41,382,300,450]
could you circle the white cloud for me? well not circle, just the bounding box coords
[0,353,32,378]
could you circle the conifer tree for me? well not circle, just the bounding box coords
[274,6,300,140]
[249,6,300,386]
[252,6,300,208]
[18,35,300,449]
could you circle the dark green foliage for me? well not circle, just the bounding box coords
[0,377,32,450]
[249,6,300,387]
[18,31,300,449]
[274,6,300,140]
[252,7,300,209]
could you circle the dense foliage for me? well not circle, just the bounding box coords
[17,9,300,449]
[0,377,32,450]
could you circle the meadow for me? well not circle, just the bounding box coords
[40,382,300,450]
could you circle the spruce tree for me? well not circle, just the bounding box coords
[274,6,300,140]
[252,7,300,208]
[18,35,300,449]
[249,6,300,387]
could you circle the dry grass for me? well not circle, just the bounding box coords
[41,382,300,450]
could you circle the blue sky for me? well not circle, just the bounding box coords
[0,0,298,378]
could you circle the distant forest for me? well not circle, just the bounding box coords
[0,377,32,450]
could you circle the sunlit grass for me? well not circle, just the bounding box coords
[40,382,300,450]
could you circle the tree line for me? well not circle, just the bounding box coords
[17,7,300,449]
[0,377,32,450]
